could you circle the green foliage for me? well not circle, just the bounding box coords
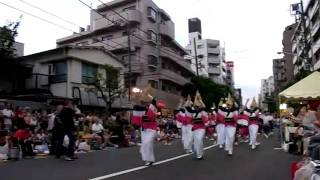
[93,64,125,113]
[0,21,20,59]
[181,76,232,109]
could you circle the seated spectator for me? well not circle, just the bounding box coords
[91,116,105,147]
[0,131,9,161]
[13,126,34,159]
[32,129,49,154]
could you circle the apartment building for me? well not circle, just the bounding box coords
[185,18,227,85]
[56,0,194,109]
[259,76,274,110]
[274,23,297,94]
[291,0,320,75]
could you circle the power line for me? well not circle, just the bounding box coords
[78,0,196,64]
[0,1,75,32]
[17,0,82,28]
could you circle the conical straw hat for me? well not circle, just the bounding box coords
[226,94,234,106]
[184,94,193,107]
[139,84,154,103]
[250,97,258,108]
[194,90,205,108]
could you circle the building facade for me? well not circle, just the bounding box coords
[225,61,235,87]
[291,0,320,75]
[56,0,194,109]
[19,46,126,108]
[259,76,274,111]
[185,18,227,85]
[273,23,297,94]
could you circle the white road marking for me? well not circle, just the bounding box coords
[89,144,218,180]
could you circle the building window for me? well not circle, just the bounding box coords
[122,31,128,36]
[123,5,136,11]
[82,63,97,84]
[148,80,158,89]
[51,61,67,83]
[147,7,157,22]
[148,66,157,72]
[147,55,157,66]
[147,30,157,42]
[102,35,113,41]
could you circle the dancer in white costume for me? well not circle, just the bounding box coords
[218,95,238,156]
[186,91,208,159]
[244,97,261,150]
[216,99,226,149]
[177,95,193,154]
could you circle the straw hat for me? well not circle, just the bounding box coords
[250,97,258,108]
[139,84,154,103]
[194,90,205,108]
[226,94,234,106]
[184,94,193,107]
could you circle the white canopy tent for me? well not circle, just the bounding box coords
[279,71,320,102]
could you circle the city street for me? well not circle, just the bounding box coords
[0,135,298,180]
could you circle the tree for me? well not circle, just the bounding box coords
[181,76,232,110]
[93,64,126,113]
[0,21,20,60]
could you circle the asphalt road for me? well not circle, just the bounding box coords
[0,134,298,180]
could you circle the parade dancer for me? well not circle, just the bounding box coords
[216,99,226,149]
[219,95,238,156]
[140,98,158,166]
[187,91,208,160]
[244,97,260,150]
[178,95,193,154]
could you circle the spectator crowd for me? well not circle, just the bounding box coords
[0,101,184,162]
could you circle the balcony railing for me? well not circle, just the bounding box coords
[25,73,50,90]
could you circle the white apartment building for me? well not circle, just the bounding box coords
[259,76,274,110]
[185,18,226,84]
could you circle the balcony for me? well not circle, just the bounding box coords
[160,46,194,73]
[313,37,320,54]
[309,0,319,18]
[160,69,190,86]
[159,20,175,39]
[292,42,297,53]
[208,67,221,75]
[207,57,220,64]
[207,47,220,55]
[93,10,142,31]
[206,39,220,47]
[93,35,141,52]
[25,73,50,90]
[311,21,320,37]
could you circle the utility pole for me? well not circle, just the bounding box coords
[127,23,132,101]
[193,38,199,76]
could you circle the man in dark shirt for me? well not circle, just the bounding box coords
[56,100,77,161]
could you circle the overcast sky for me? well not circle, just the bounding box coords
[0,0,303,102]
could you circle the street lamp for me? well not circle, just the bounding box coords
[132,87,142,93]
